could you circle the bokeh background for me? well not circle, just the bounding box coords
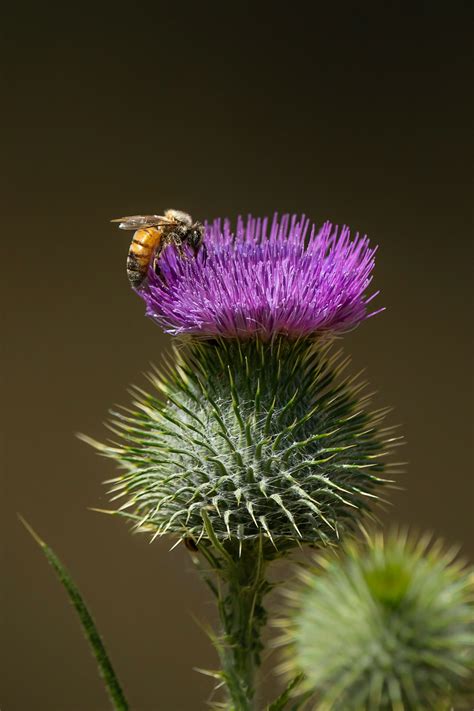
[2,3,472,710]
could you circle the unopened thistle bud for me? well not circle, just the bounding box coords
[278,531,474,709]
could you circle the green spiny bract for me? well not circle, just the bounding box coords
[86,338,397,552]
[278,532,474,710]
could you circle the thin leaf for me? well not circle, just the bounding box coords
[267,673,305,710]
[19,516,129,711]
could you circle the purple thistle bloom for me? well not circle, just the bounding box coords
[139,214,382,340]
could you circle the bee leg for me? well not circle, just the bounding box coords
[156,265,165,281]
[169,232,188,260]
[195,241,207,259]
[152,245,166,282]
[152,257,164,281]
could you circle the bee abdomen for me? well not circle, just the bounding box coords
[133,227,160,245]
[126,227,161,288]
[126,253,147,287]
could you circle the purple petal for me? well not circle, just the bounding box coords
[138,214,382,340]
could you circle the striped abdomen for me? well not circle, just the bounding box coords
[127,227,162,287]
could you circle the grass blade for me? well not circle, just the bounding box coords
[19,516,129,711]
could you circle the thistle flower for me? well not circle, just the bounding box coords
[139,214,381,339]
[81,208,396,709]
[85,339,397,551]
[278,532,474,710]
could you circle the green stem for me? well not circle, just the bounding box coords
[200,538,270,710]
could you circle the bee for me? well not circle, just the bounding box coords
[111,209,204,288]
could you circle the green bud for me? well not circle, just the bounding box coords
[84,338,396,553]
[278,531,474,709]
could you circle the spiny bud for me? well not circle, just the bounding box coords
[84,338,397,553]
[277,531,474,709]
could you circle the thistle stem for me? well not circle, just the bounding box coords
[199,540,270,710]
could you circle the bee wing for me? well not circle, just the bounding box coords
[111,215,174,230]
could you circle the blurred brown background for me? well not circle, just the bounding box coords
[2,3,473,710]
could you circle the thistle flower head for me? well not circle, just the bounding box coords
[85,339,396,553]
[278,531,474,709]
[140,214,381,340]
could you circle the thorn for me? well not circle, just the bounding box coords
[88,507,118,516]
